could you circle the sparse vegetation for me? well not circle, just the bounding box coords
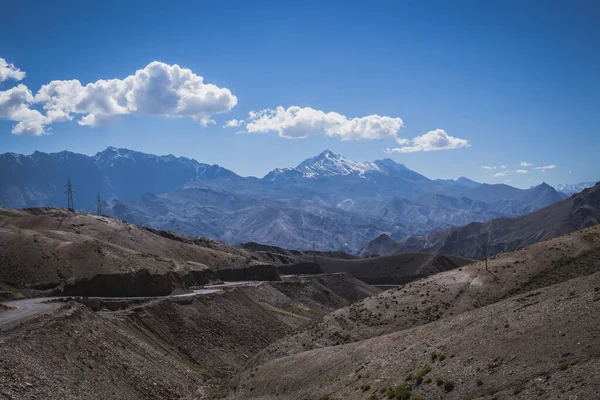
[444,381,455,392]
[560,362,569,371]
[361,383,371,392]
[385,384,412,400]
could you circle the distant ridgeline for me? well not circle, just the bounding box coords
[0,148,575,252]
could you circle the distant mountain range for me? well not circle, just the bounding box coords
[360,182,600,258]
[0,147,580,252]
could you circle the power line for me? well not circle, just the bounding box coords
[64,178,75,211]
[96,193,102,215]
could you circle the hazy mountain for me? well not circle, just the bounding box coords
[555,181,596,195]
[0,147,568,252]
[360,182,600,257]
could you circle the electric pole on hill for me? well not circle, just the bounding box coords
[96,193,102,215]
[64,178,75,211]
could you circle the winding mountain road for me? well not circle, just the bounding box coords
[0,281,251,329]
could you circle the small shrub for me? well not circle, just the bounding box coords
[560,363,569,371]
[444,381,455,392]
[513,387,522,395]
[424,378,432,384]
[439,354,447,361]
[431,352,438,361]
[319,395,334,400]
[476,379,483,386]
[417,364,432,378]
[368,395,378,400]
[405,374,414,382]
[436,378,444,386]
[415,376,423,385]
[361,384,371,392]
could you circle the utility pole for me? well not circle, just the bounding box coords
[483,240,498,281]
[96,193,102,215]
[64,178,75,211]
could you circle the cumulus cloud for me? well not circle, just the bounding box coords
[0,58,26,82]
[519,161,533,167]
[533,165,556,172]
[494,171,510,178]
[0,84,49,135]
[481,165,497,170]
[223,119,244,128]
[1,59,237,135]
[500,165,507,169]
[385,129,470,153]
[515,169,528,174]
[243,106,404,142]
[35,61,237,127]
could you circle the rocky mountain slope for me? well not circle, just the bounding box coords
[1,148,568,252]
[361,181,600,257]
[0,207,285,297]
[0,274,379,400]
[230,224,600,399]
[315,253,474,284]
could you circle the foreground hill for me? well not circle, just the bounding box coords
[361,181,600,258]
[256,224,600,364]
[0,207,285,297]
[0,274,379,400]
[232,266,600,399]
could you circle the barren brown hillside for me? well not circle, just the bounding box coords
[232,268,600,399]
[0,274,378,400]
[0,207,284,296]
[256,224,600,363]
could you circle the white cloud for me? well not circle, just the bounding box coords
[500,165,506,169]
[1,60,237,135]
[519,161,533,167]
[385,129,470,153]
[0,84,49,135]
[35,61,237,128]
[515,169,528,174]
[494,171,510,178]
[0,58,26,82]
[244,106,404,142]
[223,119,244,128]
[481,165,496,170]
[533,165,556,172]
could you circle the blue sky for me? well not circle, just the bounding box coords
[1,0,598,187]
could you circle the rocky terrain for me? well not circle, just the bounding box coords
[361,181,600,258]
[0,274,378,400]
[0,148,568,252]
[315,253,473,285]
[0,207,285,297]
[227,224,600,399]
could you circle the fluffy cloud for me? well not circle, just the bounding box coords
[0,84,49,135]
[515,169,528,174]
[0,58,25,82]
[35,61,237,128]
[481,165,497,170]
[243,106,404,142]
[519,161,533,167]
[500,165,507,169]
[223,119,244,128]
[493,171,510,178]
[1,59,237,135]
[385,129,470,153]
[534,165,556,172]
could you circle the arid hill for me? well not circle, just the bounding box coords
[232,266,600,399]
[254,224,600,364]
[0,273,379,400]
[360,181,600,258]
[315,252,474,284]
[0,207,285,297]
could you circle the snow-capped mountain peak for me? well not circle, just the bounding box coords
[295,150,383,178]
